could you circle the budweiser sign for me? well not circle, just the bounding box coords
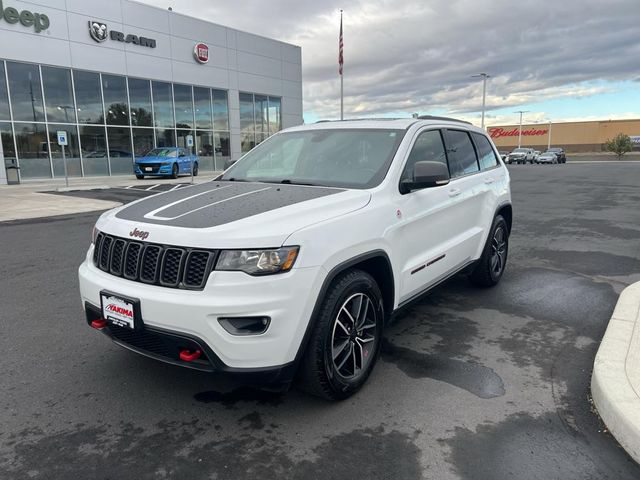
[489,127,549,139]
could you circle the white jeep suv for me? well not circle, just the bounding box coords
[78,117,512,400]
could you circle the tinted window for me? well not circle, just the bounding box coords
[446,130,479,178]
[79,125,108,175]
[268,97,281,134]
[128,78,152,127]
[193,87,212,129]
[102,75,129,126]
[74,71,104,124]
[42,67,76,123]
[401,130,447,182]
[0,63,11,120]
[255,94,268,135]
[49,124,81,177]
[213,90,229,131]
[7,62,45,122]
[471,133,498,170]
[107,127,133,174]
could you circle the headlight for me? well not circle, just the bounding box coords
[215,246,299,275]
[161,162,171,166]
[91,226,99,244]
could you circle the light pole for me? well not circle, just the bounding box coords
[472,73,490,129]
[547,120,552,150]
[57,105,74,123]
[514,110,529,148]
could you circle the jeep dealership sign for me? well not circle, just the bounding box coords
[0,0,50,33]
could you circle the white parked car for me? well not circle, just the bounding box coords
[507,148,536,164]
[78,117,512,400]
[536,152,558,164]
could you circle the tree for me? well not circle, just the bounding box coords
[605,133,633,160]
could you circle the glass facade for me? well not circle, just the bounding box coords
[240,92,282,154]
[0,60,239,180]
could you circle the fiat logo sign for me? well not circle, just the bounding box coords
[194,43,209,64]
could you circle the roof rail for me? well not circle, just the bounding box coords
[315,117,406,123]
[417,115,472,125]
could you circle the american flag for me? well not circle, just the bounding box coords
[338,12,344,75]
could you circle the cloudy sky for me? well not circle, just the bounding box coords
[140,0,640,126]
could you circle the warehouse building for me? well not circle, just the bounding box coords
[487,119,640,154]
[0,0,303,184]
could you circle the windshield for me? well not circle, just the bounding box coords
[145,148,177,158]
[513,148,528,153]
[221,129,406,188]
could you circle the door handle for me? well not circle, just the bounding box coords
[448,188,462,198]
[484,178,494,184]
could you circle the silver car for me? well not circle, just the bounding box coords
[536,152,558,164]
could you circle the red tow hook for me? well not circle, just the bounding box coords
[91,319,108,329]
[180,349,202,362]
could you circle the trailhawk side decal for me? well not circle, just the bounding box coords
[115,181,345,228]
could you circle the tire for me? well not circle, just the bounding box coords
[470,215,509,287]
[297,269,384,400]
[136,174,144,180]
[192,162,199,177]
[171,163,178,179]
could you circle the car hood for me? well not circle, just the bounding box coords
[97,181,371,248]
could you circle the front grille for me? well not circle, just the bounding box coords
[93,232,216,290]
[137,163,161,173]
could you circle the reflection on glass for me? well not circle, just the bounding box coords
[176,129,194,151]
[7,62,45,122]
[241,131,255,154]
[128,78,153,127]
[239,92,254,132]
[42,67,76,124]
[0,63,10,121]
[196,130,214,171]
[174,84,193,129]
[156,128,175,147]
[48,124,81,177]
[254,95,268,135]
[268,97,282,134]
[74,71,104,124]
[132,128,154,158]
[79,125,108,176]
[13,122,50,178]
[102,74,129,126]
[152,81,173,128]
[107,127,133,174]
[0,122,16,164]
[213,89,229,131]
[215,131,230,170]
[194,87,212,130]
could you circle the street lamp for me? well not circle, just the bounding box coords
[514,110,529,148]
[471,73,490,129]
[547,120,552,150]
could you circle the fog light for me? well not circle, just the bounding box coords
[218,316,270,336]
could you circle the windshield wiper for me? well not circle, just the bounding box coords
[276,179,321,186]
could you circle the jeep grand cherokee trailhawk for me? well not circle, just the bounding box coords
[78,117,512,400]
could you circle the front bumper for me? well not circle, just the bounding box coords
[134,163,173,175]
[78,248,325,372]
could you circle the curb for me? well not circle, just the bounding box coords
[56,185,110,192]
[592,281,640,464]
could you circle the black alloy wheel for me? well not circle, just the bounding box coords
[171,163,179,179]
[470,215,509,287]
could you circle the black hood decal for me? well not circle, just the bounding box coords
[115,181,345,228]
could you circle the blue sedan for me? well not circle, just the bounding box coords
[134,147,199,179]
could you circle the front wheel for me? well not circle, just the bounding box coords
[136,174,144,180]
[470,215,509,287]
[170,163,179,179]
[192,162,199,177]
[297,270,384,400]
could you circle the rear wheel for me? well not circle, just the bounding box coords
[470,215,509,287]
[297,270,384,400]
[171,163,178,179]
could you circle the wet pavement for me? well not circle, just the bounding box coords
[1,163,640,479]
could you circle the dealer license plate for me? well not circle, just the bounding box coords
[101,293,136,330]
[145,167,152,172]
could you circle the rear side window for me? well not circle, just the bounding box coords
[401,130,448,182]
[471,133,499,170]
[445,130,479,178]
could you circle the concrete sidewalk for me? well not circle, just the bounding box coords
[0,174,219,222]
[592,281,640,464]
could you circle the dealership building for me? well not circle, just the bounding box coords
[487,119,640,154]
[0,0,303,185]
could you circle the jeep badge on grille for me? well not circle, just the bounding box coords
[129,228,150,240]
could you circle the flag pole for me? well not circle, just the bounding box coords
[339,9,344,120]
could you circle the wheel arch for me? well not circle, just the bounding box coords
[496,202,512,234]
[292,250,395,370]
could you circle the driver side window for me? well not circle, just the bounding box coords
[401,130,448,182]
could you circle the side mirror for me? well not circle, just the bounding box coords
[400,161,450,194]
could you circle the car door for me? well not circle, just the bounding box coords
[178,148,188,172]
[391,129,472,304]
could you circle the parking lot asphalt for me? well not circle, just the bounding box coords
[2,163,640,479]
